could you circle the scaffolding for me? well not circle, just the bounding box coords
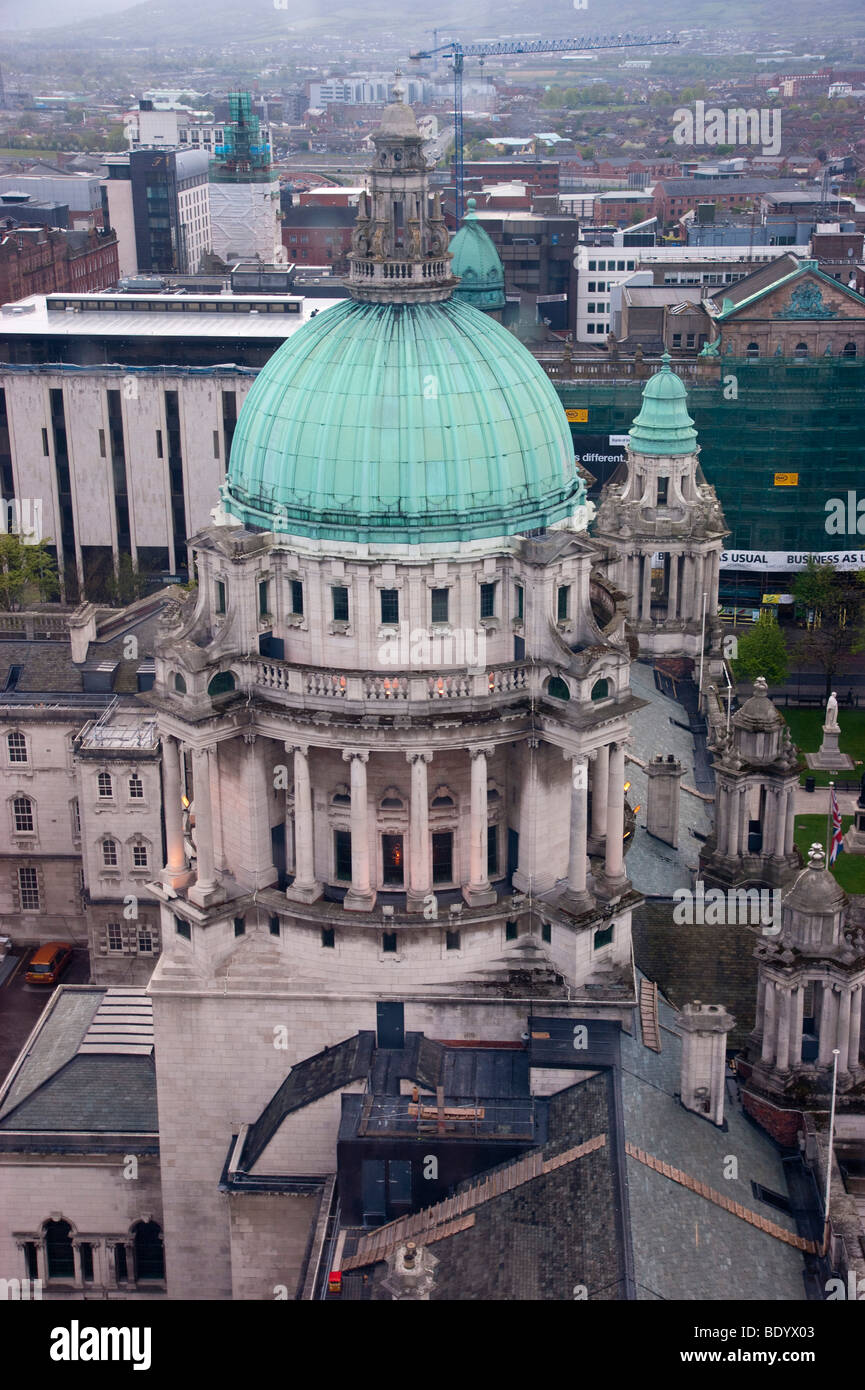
[211,92,272,182]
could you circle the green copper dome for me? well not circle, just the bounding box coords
[224,296,584,544]
[628,353,698,456]
[450,199,506,313]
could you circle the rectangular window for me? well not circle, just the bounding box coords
[234,917,246,937]
[380,589,399,626]
[542,921,552,943]
[505,920,518,942]
[156,429,163,458]
[334,828,352,881]
[18,866,39,909]
[132,844,148,868]
[71,799,81,838]
[114,1245,128,1282]
[480,582,496,619]
[382,931,397,954]
[98,428,106,458]
[686,333,695,348]
[80,1243,94,1283]
[107,923,123,951]
[431,588,449,624]
[588,259,596,270]
[321,927,335,948]
[13,799,33,831]
[290,579,304,615]
[259,580,269,617]
[175,916,190,940]
[672,334,682,348]
[41,427,49,456]
[594,924,614,949]
[514,584,524,621]
[138,929,154,953]
[332,586,349,623]
[557,584,570,621]
[215,580,226,614]
[487,824,499,878]
[656,477,668,505]
[432,830,453,884]
[587,324,595,334]
[269,916,280,937]
[446,930,461,951]
[382,834,404,886]
[213,430,220,458]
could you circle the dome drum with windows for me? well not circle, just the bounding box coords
[222,86,586,546]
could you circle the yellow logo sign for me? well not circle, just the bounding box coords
[566,409,588,423]
[773,472,798,486]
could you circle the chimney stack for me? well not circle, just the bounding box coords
[646,754,682,848]
[676,1000,735,1126]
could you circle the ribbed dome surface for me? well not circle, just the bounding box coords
[450,200,506,312]
[225,296,584,543]
[629,354,698,456]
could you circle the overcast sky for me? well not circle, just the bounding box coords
[1,0,142,31]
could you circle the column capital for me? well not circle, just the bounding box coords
[343,748,370,764]
[468,742,496,760]
[241,729,257,746]
[406,749,433,765]
[525,735,541,750]
[284,741,310,757]
[563,748,588,765]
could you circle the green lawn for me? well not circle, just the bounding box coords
[794,814,865,893]
[781,708,865,786]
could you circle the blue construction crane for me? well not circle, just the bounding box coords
[410,32,679,222]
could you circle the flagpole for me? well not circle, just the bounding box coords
[826,780,834,866]
[822,1048,840,1256]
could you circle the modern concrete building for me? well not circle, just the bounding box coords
[101,149,211,276]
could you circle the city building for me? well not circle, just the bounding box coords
[651,179,802,229]
[0,173,106,230]
[102,149,211,276]
[208,93,283,268]
[0,290,338,597]
[0,225,119,304]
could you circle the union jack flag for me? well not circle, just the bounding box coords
[829,786,845,865]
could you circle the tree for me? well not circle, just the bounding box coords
[731,611,789,687]
[106,553,150,607]
[0,535,59,611]
[792,562,865,697]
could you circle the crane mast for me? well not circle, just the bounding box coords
[410,32,679,222]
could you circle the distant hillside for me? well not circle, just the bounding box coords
[4,0,865,46]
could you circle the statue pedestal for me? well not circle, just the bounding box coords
[844,807,865,854]
[805,723,854,771]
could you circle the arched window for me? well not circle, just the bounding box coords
[591,678,610,702]
[207,671,235,696]
[131,839,149,869]
[97,771,113,798]
[132,1220,165,1282]
[44,1219,74,1280]
[102,838,119,867]
[128,773,144,799]
[7,731,27,763]
[380,788,405,810]
[331,785,351,806]
[174,673,187,693]
[746,342,759,359]
[794,342,808,360]
[547,676,571,701]
[843,341,857,359]
[431,792,455,808]
[12,795,34,832]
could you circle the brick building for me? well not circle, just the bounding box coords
[652,179,801,229]
[281,205,356,272]
[0,226,119,304]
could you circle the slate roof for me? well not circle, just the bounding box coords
[0,986,158,1138]
[241,1032,375,1170]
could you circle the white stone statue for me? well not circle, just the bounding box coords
[826,691,839,729]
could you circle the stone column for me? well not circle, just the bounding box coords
[564,752,591,905]
[848,985,862,1071]
[680,555,694,622]
[695,551,706,610]
[161,735,187,886]
[601,741,627,887]
[241,732,278,890]
[725,784,739,858]
[784,787,795,856]
[761,979,776,1063]
[406,750,433,911]
[189,747,224,907]
[629,555,640,621]
[818,982,836,1066]
[464,743,497,907]
[591,744,609,841]
[773,786,787,859]
[836,989,852,1074]
[667,552,679,620]
[791,985,805,1069]
[774,987,792,1072]
[737,786,749,856]
[285,744,322,904]
[343,749,375,912]
[715,782,728,853]
[640,552,652,622]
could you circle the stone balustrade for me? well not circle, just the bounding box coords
[253,658,533,709]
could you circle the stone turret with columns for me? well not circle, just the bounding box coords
[743,845,865,1135]
[699,676,802,890]
[593,354,728,666]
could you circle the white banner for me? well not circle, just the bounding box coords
[720,550,865,572]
